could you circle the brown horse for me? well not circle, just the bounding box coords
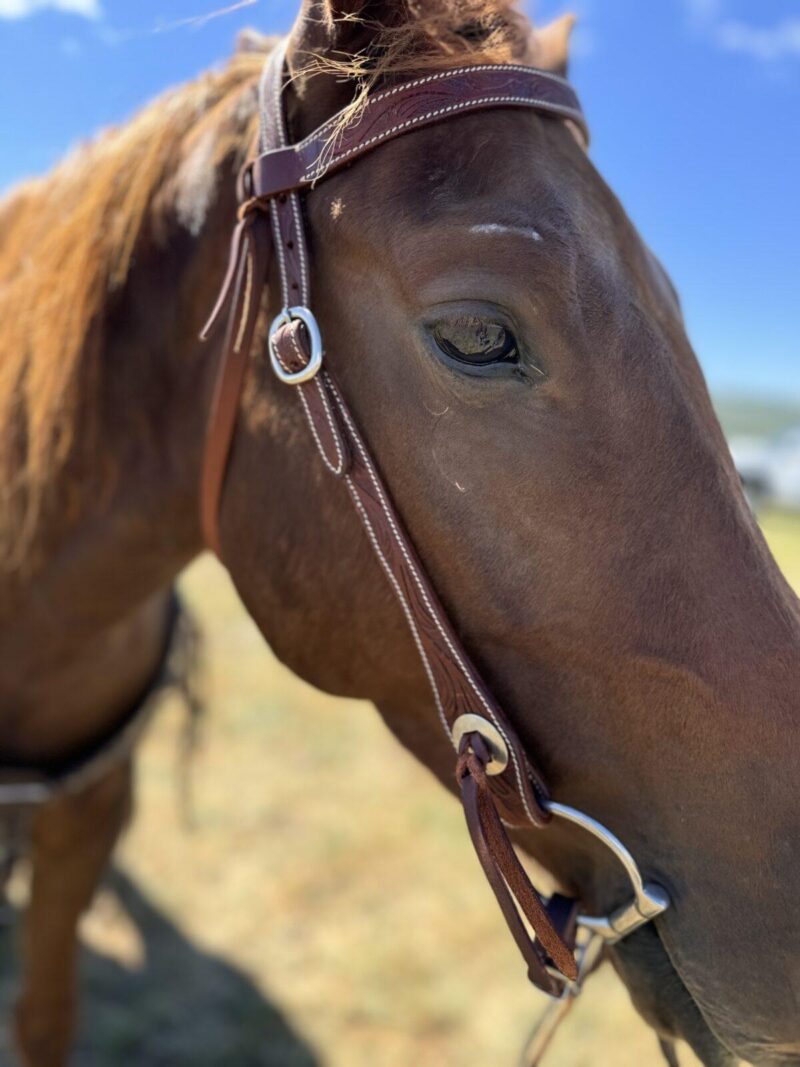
[1,1,798,1064]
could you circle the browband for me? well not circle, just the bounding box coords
[240,62,588,201]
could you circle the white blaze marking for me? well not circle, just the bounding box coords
[469,223,543,242]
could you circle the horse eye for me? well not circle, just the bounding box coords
[433,316,519,368]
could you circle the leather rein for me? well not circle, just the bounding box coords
[201,42,669,1058]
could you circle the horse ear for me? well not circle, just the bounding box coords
[533,13,576,76]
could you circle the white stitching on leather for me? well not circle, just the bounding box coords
[265,47,310,308]
[266,47,295,310]
[284,330,344,476]
[295,63,573,150]
[258,52,275,152]
[312,379,345,474]
[289,191,309,304]
[368,62,573,98]
[277,332,342,475]
[304,96,584,183]
[272,46,288,149]
[233,245,253,354]
[316,372,346,474]
[285,322,305,371]
[344,475,451,738]
[327,379,535,823]
[297,388,342,477]
[269,198,289,303]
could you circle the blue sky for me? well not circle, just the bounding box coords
[0,0,797,402]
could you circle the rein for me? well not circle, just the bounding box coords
[201,42,669,1060]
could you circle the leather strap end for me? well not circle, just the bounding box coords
[457,741,579,990]
[200,217,249,342]
[200,212,273,555]
[199,300,225,343]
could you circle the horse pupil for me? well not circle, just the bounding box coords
[434,319,516,365]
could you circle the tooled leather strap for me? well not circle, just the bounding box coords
[241,61,588,200]
[201,41,590,993]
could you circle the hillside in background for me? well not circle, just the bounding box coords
[714,394,800,439]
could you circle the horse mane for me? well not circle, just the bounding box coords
[298,0,540,128]
[0,42,268,569]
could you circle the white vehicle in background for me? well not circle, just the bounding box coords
[730,427,800,510]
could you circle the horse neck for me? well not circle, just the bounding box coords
[0,159,252,767]
[1,174,241,630]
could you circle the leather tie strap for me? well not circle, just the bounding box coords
[457,733,579,995]
[200,41,593,995]
[200,205,273,556]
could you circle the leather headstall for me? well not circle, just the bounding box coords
[201,42,595,999]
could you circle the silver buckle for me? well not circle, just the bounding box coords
[269,306,323,385]
[451,713,510,776]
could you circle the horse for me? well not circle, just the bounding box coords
[1,0,798,1064]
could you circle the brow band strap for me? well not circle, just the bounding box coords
[241,63,587,201]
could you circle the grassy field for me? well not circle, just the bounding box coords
[2,511,798,1066]
[713,395,800,438]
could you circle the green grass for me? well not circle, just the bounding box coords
[2,511,798,1066]
[713,394,800,438]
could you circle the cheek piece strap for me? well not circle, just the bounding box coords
[200,39,669,1048]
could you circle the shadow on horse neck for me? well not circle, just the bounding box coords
[1,4,799,1066]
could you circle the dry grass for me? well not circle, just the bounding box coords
[1,512,797,1066]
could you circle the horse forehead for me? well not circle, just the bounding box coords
[314,109,582,242]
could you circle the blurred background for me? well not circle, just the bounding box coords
[1,1,798,1064]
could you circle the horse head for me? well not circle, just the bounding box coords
[213,3,800,1064]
